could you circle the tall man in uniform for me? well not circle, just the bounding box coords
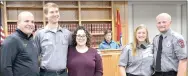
[0,11,39,76]
[34,2,72,76]
[153,13,187,76]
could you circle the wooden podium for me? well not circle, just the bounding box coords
[100,49,121,76]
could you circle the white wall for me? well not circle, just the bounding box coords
[128,1,187,43]
[181,3,187,43]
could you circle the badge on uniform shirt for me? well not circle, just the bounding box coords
[166,41,171,47]
[33,42,36,47]
[23,43,27,47]
[178,39,185,48]
[23,41,27,47]
[64,35,68,40]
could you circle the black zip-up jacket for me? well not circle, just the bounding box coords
[0,29,39,76]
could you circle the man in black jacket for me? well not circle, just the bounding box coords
[0,11,39,76]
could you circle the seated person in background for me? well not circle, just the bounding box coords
[119,24,154,76]
[67,26,103,76]
[99,29,120,49]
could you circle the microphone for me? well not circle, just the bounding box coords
[140,44,146,49]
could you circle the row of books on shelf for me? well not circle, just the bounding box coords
[35,23,43,31]
[7,24,17,34]
[7,24,44,34]
[7,23,105,48]
[83,23,112,34]
[60,24,78,32]
[7,23,112,35]
[91,35,104,47]
[60,23,112,34]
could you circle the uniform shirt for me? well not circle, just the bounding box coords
[34,26,72,71]
[67,47,103,76]
[99,40,120,49]
[153,29,187,72]
[119,43,154,76]
[0,29,39,76]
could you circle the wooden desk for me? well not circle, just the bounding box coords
[100,49,121,76]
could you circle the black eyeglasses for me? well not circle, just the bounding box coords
[76,35,86,38]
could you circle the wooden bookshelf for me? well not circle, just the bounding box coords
[2,1,129,48]
[81,6,111,9]
[6,1,43,8]
[59,20,79,22]
[6,6,43,9]
[59,6,78,9]
[80,1,113,48]
[81,19,112,21]
[7,20,43,22]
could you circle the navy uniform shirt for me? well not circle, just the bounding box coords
[119,43,154,76]
[0,29,39,76]
[153,29,187,72]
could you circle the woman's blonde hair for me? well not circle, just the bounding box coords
[132,24,150,56]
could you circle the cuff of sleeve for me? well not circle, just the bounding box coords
[178,56,187,60]
[118,62,127,67]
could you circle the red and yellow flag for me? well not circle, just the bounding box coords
[116,9,122,46]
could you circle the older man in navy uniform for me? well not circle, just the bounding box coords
[153,13,187,76]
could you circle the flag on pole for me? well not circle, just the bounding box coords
[0,7,5,45]
[0,26,5,45]
[116,9,122,47]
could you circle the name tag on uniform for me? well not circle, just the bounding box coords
[142,49,153,58]
[148,54,153,57]
[143,54,153,58]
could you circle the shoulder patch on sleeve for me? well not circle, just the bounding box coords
[177,39,185,48]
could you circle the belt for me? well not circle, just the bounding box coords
[126,73,139,76]
[154,71,177,75]
[40,68,66,74]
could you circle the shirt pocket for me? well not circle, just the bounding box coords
[129,53,142,66]
[153,44,158,52]
[163,41,174,57]
[41,39,53,52]
[62,34,69,45]
[41,39,53,46]
[128,56,141,67]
